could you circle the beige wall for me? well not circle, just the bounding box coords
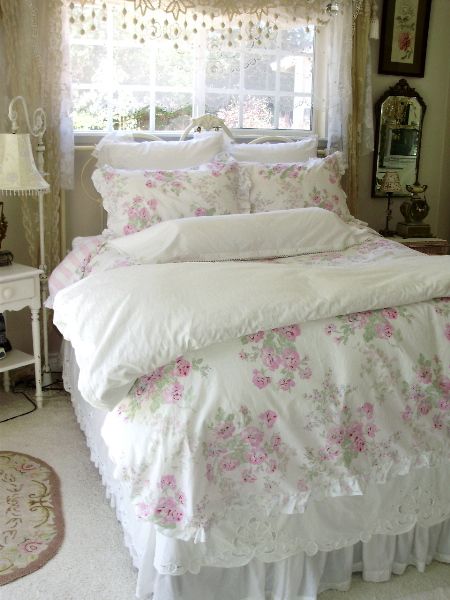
[3,0,450,356]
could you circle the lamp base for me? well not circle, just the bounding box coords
[379,229,397,237]
[0,250,13,267]
[396,222,432,238]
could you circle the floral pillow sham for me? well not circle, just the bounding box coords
[244,152,352,221]
[91,158,250,237]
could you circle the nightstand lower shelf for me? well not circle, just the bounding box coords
[0,349,36,373]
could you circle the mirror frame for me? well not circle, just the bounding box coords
[372,79,426,197]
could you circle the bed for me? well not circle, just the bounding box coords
[50,116,450,599]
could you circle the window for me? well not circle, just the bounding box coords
[70,4,316,133]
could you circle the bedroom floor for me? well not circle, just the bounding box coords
[1,390,450,600]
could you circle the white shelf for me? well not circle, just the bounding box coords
[0,349,36,373]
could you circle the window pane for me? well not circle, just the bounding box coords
[205,52,241,89]
[206,93,240,127]
[280,28,314,53]
[279,96,312,130]
[156,47,194,88]
[242,96,274,128]
[72,88,108,130]
[244,54,276,92]
[71,44,107,84]
[279,55,313,93]
[112,90,152,130]
[155,92,192,130]
[114,47,151,85]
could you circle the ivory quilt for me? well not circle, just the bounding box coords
[52,216,450,546]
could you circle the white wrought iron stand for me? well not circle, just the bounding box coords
[8,96,52,386]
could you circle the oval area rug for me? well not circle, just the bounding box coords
[0,451,64,585]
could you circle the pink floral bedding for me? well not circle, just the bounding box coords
[52,228,450,546]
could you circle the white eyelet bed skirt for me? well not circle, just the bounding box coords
[64,344,450,600]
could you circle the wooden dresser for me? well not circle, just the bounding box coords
[392,237,449,256]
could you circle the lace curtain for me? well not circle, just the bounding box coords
[0,0,74,272]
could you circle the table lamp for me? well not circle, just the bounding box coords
[0,96,51,384]
[379,171,402,237]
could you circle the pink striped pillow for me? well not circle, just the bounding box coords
[47,236,103,307]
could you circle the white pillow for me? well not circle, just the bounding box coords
[245,152,351,221]
[109,207,371,263]
[91,158,250,237]
[93,132,225,169]
[227,136,318,163]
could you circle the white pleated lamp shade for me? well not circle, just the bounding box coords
[0,133,49,195]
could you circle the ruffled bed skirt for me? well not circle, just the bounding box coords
[64,344,450,600]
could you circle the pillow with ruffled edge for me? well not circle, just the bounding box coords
[93,131,225,170]
[226,135,318,163]
[91,156,251,237]
[243,152,351,221]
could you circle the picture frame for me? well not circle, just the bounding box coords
[378,0,432,78]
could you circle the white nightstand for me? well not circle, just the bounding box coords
[0,264,43,408]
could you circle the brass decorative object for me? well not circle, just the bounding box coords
[397,181,431,238]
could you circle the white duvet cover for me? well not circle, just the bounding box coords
[52,211,450,551]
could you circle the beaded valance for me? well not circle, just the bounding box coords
[67,0,351,48]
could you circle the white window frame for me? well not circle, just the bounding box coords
[71,4,327,141]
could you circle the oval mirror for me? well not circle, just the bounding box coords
[372,79,426,197]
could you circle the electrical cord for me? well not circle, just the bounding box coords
[0,371,65,424]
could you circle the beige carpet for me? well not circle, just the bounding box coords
[1,390,449,600]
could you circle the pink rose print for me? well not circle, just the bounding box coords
[154,497,183,524]
[241,469,257,483]
[136,502,152,518]
[325,324,337,335]
[252,369,271,389]
[206,463,213,482]
[20,540,44,553]
[417,367,432,384]
[445,324,450,341]
[353,436,366,453]
[164,382,184,404]
[268,459,277,473]
[123,224,138,235]
[195,207,207,217]
[175,357,191,377]
[382,308,398,320]
[433,415,444,430]
[326,426,345,445]
[259,410,278,428]
[360,402,374,419]
[439,377,450,395]
[248,331,265,343]
[271,433,282,450]
[273,325,301,340]
[177,492,186,505]
[216,422,236,439]
[418,402,432,416]
[366,423,378,438]
[220,457,240,471]
[278,377,295,391]
[439,398,450,411]
[160,474,177,489]
[149,199,158,210]
[16,462,38,473]
[241,426,264,447]
[375,322,394,339]
[261,347,281,371]
[281,348,300,371]
[402,405,413,421]
[247,448,268,465]
[347,422,363,440]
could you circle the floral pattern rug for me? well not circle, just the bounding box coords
[0,451,64,585]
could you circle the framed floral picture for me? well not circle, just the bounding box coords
[378,0,432,77]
